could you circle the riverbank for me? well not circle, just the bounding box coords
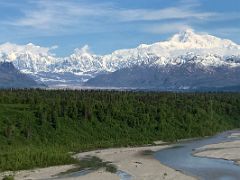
[194,135,240,165]
[0,145,195,180]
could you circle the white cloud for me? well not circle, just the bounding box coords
[8,0,218,30]
[117,7,216,22]
[144,23,192,34]
[11,1,93,29]
[2,0,240,38]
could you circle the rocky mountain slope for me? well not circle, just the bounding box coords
[0,62,45,88]
[85,64,240,90]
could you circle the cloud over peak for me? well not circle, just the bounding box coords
[0,0,239,55]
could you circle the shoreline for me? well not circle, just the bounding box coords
[74,145,196,180]
[194,135,240,166]
[0,145,195,180]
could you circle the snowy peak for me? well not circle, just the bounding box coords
[0,29,240,85]
[168,29,239,51]
[103,29,240,69]
[0,42,54,57]
[170,29,197,43]
[73,45,93,57]
[0,43,56,73]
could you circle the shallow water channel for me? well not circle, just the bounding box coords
[154,130,240,180]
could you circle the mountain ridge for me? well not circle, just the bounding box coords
[0,62,45,88]
[0,29,240,86]
[85,63,240,90]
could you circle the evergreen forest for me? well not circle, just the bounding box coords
[0,90,239,171]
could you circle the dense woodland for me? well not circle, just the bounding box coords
[0,90,240,171]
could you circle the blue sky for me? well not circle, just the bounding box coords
[0,0,239,56]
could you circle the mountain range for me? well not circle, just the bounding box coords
[0,62,45,89]
[0,29,240,90]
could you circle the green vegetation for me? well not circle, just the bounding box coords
[141,150,154,156]
[0,90,239,172]
[79,156,116,173]
[106,164,117,173]
[2,175,14,180]
[78,156,108,171]
[59,156,117,176]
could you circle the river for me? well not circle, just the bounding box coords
[154,130,240,180]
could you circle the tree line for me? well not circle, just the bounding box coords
[0,89,239,171]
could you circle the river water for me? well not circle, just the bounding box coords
[154,130,240,180]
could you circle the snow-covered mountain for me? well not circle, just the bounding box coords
[0,43,56,73]
[102,29,240,69]
[0,29,240,87]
